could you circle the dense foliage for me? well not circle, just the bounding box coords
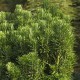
[0,0,76,80]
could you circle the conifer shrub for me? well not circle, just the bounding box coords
[6,52,44,80]
[0,0,76,80]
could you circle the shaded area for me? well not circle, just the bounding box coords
[0,0,28,12]
[71,0,80,79]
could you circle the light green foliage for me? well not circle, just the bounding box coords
[0,0,76,80]
[18,52,44,80]
[6,62,20,80]
[6,52,44,80]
